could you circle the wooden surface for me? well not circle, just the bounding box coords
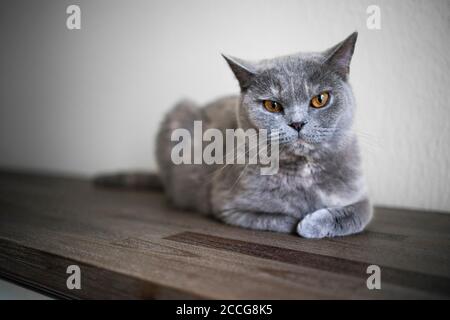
[0,171,449,299]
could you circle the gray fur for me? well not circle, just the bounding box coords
[156,32,372,238]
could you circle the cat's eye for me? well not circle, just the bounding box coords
[263,100,283,113]
[310,92,330,108]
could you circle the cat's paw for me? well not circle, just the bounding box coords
[297,208,334,239]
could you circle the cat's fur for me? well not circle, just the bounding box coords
[155,32,371,238]
[96,32,372,238]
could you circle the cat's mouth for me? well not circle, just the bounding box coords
[275,130,321,148]
[282,140,315,156]
[293,133,314,144]
[281,135,312,148]
[292,134,325,152]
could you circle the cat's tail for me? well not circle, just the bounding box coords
[93,171,164,191]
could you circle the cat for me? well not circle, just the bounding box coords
[95,32,372,238]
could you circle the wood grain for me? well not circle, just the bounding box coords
[0,170,449,299]
[166,232,450,296]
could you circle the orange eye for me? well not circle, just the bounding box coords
[263,100,283,113]
[310,92,330,108]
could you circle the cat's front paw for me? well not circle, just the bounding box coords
[297,208,334,239]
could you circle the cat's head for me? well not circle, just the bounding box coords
[224,32,358,156]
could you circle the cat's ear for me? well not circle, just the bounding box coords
[222,54,257,90]
[323,32,358,80]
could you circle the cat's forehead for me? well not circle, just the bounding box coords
[252,53,325,98]
[261,52,323,79]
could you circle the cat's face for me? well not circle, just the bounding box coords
[224,32,358,155]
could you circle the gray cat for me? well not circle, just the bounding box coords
[96,32,372,238]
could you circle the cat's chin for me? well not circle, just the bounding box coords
[282,139,316,157]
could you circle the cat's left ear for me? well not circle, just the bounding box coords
[222,54,257,90]
[323,32,358,80]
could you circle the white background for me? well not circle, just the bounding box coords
[1,0,449,212]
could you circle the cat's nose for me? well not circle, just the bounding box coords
[289,121,306,132]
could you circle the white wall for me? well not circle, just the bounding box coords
[1,0,449,212]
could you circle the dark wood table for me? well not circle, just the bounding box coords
[0,171,449,299]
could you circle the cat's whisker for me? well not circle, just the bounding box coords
[354,130,379,142]
[229,144,269,191]
[206,134,261,173]
[354,134,380,150]
[206,135,275,179]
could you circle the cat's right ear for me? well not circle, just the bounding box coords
[323,32,358,80]
[222,54,256,90]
